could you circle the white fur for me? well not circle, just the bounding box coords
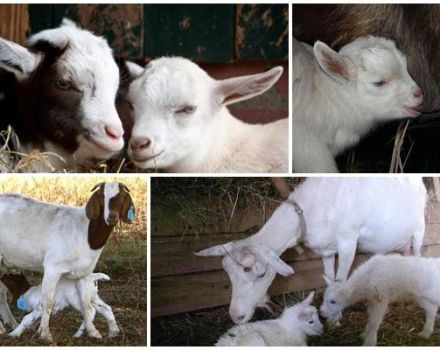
[9,273,119,338]
[0,182,124,341]
[216,292,322,346]
[292,35,423,172]
[126,57,288,173]
[196,177,426,324]
[321,254,440,345]
[0,19,124,171]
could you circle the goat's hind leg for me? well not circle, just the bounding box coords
[9,307,42,337]
[93,298,119,337]
[0,281,17,330]
[77,278,102,339]
[417,298,437,338]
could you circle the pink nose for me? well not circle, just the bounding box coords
[413,88,423,100]
[130,137,152,152]
[105,125,123,140]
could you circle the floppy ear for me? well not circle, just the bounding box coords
[215,66,283,106]
[85,190,101,220]
[120,190,135,224]
[126,61,144,79]
[302,291,315,305]
[323,274,335,286]
[258,246,294,276]
[194,241,237,257]
[313,41,354,83]
[0,37,37,78]
[90,182,104,193]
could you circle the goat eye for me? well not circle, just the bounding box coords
[55,80,72,91]
[330,300,336,304]
[308,320,314,324]
[243,267,251,273]
[175,105,196,115]
[373,80,386,87]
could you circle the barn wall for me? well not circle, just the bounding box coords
[151,197,440,318]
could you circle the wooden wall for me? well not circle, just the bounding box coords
[0,4,28,44]
[151,183,440,318]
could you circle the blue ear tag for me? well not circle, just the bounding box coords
[127,205,135,222]
[17,295,26,311]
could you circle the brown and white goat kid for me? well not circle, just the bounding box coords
[0,19,124,171]
[0,182,134,342]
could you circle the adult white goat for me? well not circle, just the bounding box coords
[292,35,423,172]
[124,58,288,173]
[320,254,440,345]
[9,272,119,338]
[0,182,134,342]
[0,19,124,171]
[196,177,426,324]
[216,292,322,346]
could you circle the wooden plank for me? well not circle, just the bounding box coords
[151,254,370,317]
[144,4,234,62]
[236,4,288,60]
[426,201,440,223]
[0,4,29,44]
[52,4,143,59]
[424,223,440,245]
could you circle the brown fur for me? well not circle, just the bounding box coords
[293,4,440,112]
[86,183,134,250]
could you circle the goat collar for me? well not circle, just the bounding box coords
[284,198,307,241]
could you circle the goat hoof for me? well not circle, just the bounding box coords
[418,330,432,339]
[89,330,102,339]
[109,327,120,338]
[362,338,377,346]
[8,330,21,337]
[73,331,83,338]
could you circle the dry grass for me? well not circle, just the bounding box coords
[0,176,147,345]
[151,289,440,346]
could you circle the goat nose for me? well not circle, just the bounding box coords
[105,125,123,140]
[413,88,423,100]
[130,137,152,151]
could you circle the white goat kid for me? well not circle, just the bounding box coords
[292,35,423,172]
[320,254,440,346]
[196,177,426,324]
[10,273,119,338]
[216,292,322,346]
[0,182,134,342]
[125,58,288,173]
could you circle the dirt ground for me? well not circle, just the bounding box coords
[151,289,440,346]
[0,232,147,346]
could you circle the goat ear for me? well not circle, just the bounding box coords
[323,274,334,286]
[302,291,315,305]
[61,18,79,29]
[215,66,283,106]
[313,41,353,83]
[258,246,294,276]
[126,61,144,79]
[121,191,135,224]
[0,37,37,78]
[85,191,101,220]
[195,241,236,257]
[90,182,104,193]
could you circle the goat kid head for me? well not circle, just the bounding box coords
[314,35,423,120]
[319,275,346,324]
[124,57,283,169]
[0,19,124,159]
[85,182,135,226]
[195,239,293,325]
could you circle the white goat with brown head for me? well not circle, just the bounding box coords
[0,182,134,342]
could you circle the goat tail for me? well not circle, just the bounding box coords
[91,273,111,282]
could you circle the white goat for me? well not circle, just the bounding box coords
[10,273,119,338]
[0,182,134,342]
[292,35,423,172]
[320,254,440,346]
[216,292,322,346]
[196,177,426,324]
[125,58,288,173]
[0,19,124,171]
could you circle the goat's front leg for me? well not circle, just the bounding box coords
[0,281,17,330]
[77,278,102,339]
[416,298,437,338]
[9,307,42,337]
[322,254,336,280]
[93,298,120,337]
[38,269,62,343]
[361,300,388,346]
[335,237,358,281]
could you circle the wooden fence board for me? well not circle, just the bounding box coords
[0,4,29,44]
